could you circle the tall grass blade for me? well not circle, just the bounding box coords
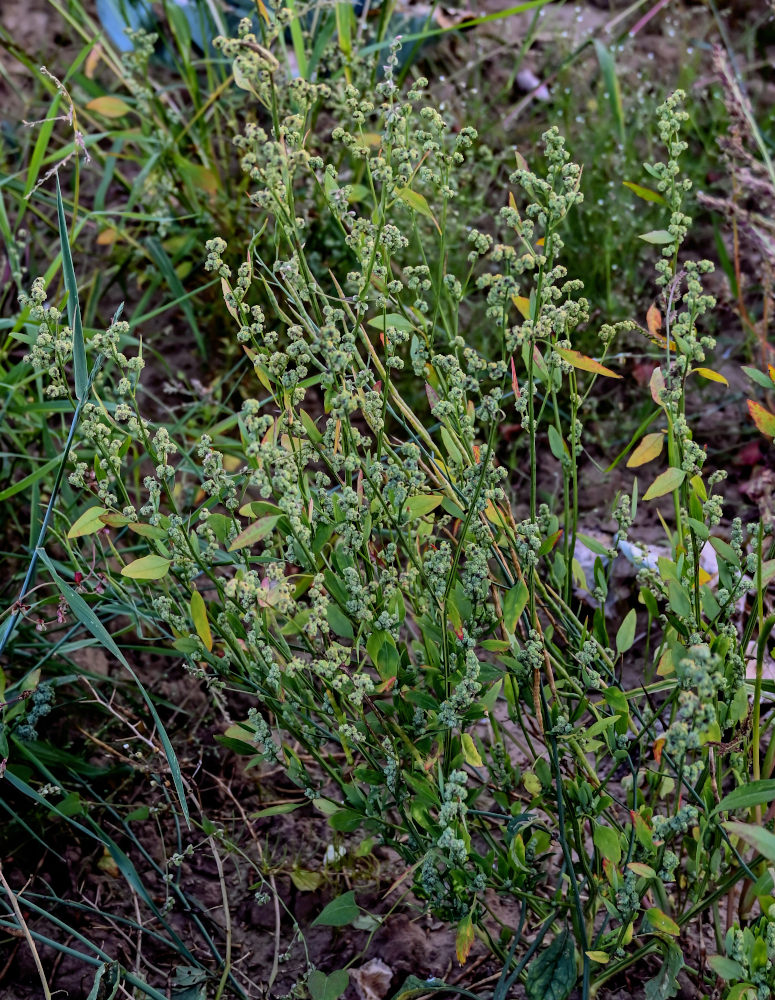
[593,40,625,146]
[36,548,191,826]
[56,175,87,400]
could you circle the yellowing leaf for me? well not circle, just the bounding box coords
[748,399,775,438]
[176,158,219,196]
[190,590,212,651]
[555,348,621,379]
[512,295,531,319]
[461,733,483,767]
[97,848,120,877]
[85,44,103,79]
[121,554,171,580]
[455,912,475,965]
[650,366,666,406]
[86,95,131,118]
[643,467,686,501]
[585,950,610,965]
[96,228,118,246]
[644,907,680,936]
[627,432,664,468]
[68,506,108,538]
[694,367,728,385]
[644,303,670,349]
[290,868,322,891]
[523,772,542,796]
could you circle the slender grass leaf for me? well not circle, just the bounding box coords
[36,549,190,824]
[622,180,664,204]
[86,961,121,1000]
[0,456,60,502]
[593,40,624,145]
[56,175,87,400]
[713,780,775,816]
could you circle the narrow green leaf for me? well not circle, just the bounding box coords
[622,180,665,204]
[0,456,60,502]
[594,40,624,145]
[638,230,675,245]
[713,781,775,816]
[616,608,637,654]
[503,580,529,633]
[190,589,212,650]
[36,548,190,824]
[56,175,87,400]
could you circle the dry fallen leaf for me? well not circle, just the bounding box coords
[350,958,393,1000]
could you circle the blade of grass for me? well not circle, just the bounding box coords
[56,175,87,399]
[35,549,191,826]
[143,236,203,352]
[0,456,61,503]
[283,0,309,80]
[594,39,625,147]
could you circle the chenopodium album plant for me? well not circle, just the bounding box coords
[23,39,774,997]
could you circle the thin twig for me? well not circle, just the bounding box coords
[0,866,52,1000]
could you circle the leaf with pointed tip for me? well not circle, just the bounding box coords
[68,506,108,538]
[748,399,775,438]
[627,433,664,468]
[36,549,189,824]
[120,554,171,580]
[556,348,621,379]
[639,229,674,245]
[643,467,685,501]
[56,176,87,400]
